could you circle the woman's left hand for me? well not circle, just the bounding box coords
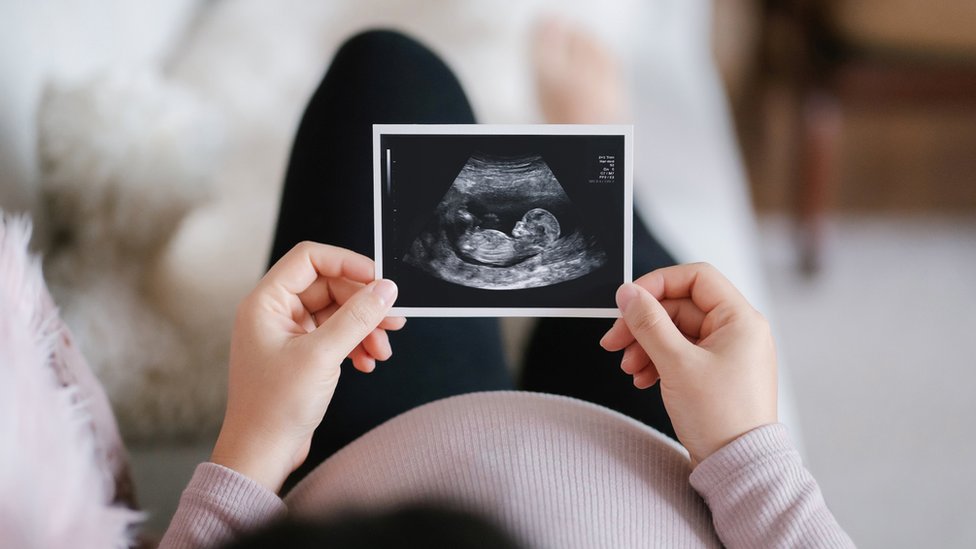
[210,241,405,493]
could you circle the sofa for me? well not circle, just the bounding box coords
[0,0,801,537]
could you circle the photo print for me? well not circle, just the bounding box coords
[373,124,632,317]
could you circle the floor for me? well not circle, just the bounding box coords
[758,214,976,548]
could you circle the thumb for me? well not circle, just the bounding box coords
[617,283,693,371]
[314,279,398,364]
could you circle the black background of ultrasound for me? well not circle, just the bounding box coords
[379,133,626,310]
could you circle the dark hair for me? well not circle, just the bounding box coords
[224,502,525,549]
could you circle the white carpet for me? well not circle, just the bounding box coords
[759,214,976,549]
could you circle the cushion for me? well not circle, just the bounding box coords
[0,212,141,548]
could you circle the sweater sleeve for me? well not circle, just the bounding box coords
[158,463,287,549]
[689,424,855,549]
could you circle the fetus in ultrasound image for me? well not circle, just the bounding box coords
[403,153,607,290]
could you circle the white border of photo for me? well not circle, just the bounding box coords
[373,124,633,317]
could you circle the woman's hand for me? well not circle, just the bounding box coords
[600,263,777,467]
[210,242,405,492]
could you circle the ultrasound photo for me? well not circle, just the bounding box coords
[374,125,632,317]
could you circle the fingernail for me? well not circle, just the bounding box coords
[371,279,398,306]
[615,283,640,313]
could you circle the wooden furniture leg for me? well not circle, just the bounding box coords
[796,89,841,274]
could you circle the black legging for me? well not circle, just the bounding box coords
[270,30,677,488]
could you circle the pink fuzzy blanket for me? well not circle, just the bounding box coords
[0,212,142,548]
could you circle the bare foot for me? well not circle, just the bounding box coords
[531,18,629,124]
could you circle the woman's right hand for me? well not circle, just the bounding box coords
[211,242,403,492]
[600,263,778,468]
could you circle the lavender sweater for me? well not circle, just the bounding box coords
[160,392,853,548]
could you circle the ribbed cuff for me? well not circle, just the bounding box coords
[688,423,796,497]
[161,463,287,549]
[185,462,286,521]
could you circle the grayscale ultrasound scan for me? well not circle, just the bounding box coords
[374,125,632,317]
[403,153,607,290]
